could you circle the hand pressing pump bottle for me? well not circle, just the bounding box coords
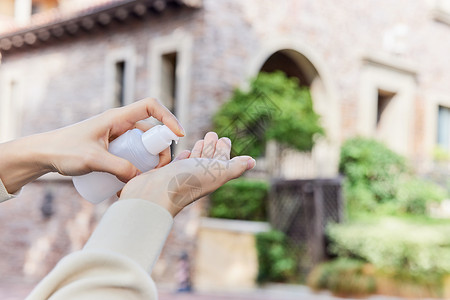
[73,125,180,204]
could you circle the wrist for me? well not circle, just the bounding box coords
[152,197,182,217]
[118,172,190,217]
[119,188,182,217]
[122,195,181,217]
[0,134,53,193]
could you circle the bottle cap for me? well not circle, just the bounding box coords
[141,125,180,155]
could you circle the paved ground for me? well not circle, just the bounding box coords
[158,284,409,300]
[0,282,410,300]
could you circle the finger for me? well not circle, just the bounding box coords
[155,147,171,168]
[134,120,155,132]
[190,140,204,158]
[108,121,155,143]
[191,156,255,183]
[92,151,141,183]
[167,156,256,208]
[172,150,191,163]
[225,156,256,180]
[213,137,231,160]
[110,98,185,138]
[201,132,218,158]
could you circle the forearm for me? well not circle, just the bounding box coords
[83,199,173,271]
[0,133,53,194]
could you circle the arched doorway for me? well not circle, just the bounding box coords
[260,50,310,86]
[247,43,340,179]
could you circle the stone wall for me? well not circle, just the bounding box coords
[0,181,97,282]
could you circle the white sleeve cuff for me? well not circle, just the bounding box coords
[83,198,173,273]
[0,177,15,203]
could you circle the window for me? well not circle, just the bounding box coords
[31,3,41,14]
[7,0,58,25]
[424,98,450,166]
[0,79,21,142]
[359,54,417,156]
[104,47,135,109]
[437,105,450,151]
[376,89,396,128]
[160,52,178,153]
[31,0,58,15]
[114,60,126,107]
[374,88,398,143]
[149,31,193,155]
[160,52,177,114]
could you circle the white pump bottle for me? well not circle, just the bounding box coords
[72,125,180,204]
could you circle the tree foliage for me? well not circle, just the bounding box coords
[213,71,324,157]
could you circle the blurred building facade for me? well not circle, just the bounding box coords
[0,0,450,289]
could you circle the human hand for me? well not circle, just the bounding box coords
[119,132,256,217]
[0,98,184,194]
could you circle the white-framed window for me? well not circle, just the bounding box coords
[160,52,178,114]
[149,31,193,154]
[0,74,23,142]
[424,96,450,168]
[104,46,136,109]
[359,53,417,156]
[375,89,397,134]
[437,105,450,151]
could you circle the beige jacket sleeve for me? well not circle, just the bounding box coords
[0,178,15,203]
[26,198,173,300]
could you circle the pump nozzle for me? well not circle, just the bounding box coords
[141,125,180,155]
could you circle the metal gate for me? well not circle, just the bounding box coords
[269,178,344,270]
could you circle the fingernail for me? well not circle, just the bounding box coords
[178,124,186,136]
[247,158,256,170]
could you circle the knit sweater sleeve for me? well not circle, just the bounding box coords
[0,177,15,203]
[26,199,173,300]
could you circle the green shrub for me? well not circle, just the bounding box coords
[329,137,450,297]
[307,258,375,297]
[342,181,378,213]
[397,178,448,215]
[327,218,450,275]
[213,71,324,157]
[339,137,407,208]
[308,258,443,298]
[255,230,299,283]
[339,137,448,216]
[433,146,450,162]
[209,178,269,221]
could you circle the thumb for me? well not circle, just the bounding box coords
[93,152,141,183]
[172,150,191,163]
